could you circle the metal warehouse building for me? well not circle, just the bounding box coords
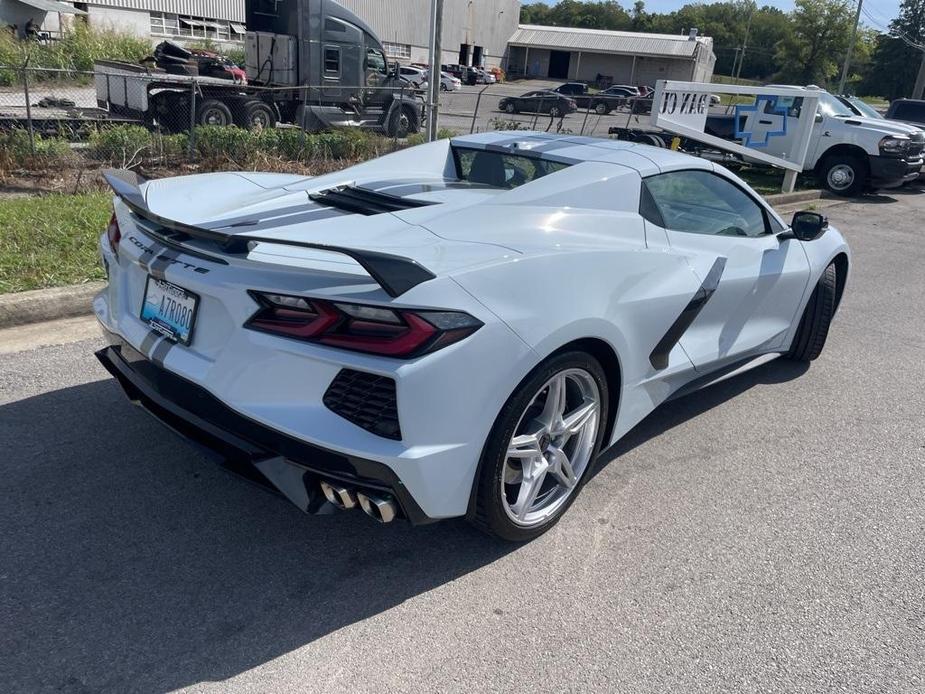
[506,24,716,86]
[18,0,520,68]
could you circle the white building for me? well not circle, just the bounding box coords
[507,24,716,86]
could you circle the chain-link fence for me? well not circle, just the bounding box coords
[0,63,659,181]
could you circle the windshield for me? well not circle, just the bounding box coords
[818,92,855,118]
[453,147,570,189]
[847,97,883,119]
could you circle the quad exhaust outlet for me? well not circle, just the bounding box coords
[357,491,398,523]
[319,480,397,523]
[319,480,358,510]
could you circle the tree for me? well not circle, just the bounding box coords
[773,0,857,85]
[860,0,925,99]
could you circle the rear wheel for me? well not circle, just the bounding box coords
[239,99,276,130]
[819,153,867,196]
[594,102,609,115]
[787,263,838,362]
[385,104,417,138]
[504,101,517,114]
[549,105,562,118]
[470,351,609,542]
[196,99,233,127]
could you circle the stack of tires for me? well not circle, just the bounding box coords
[153,42,199,77]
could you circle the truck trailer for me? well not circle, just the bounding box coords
[9,0,423,138]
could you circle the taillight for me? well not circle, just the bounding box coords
[245,292,483,358]
[106,211,121,257]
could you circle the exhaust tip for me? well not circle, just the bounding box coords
[357,491,397,523]
[319,480,358,510]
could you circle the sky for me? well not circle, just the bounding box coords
[527,0,905,32]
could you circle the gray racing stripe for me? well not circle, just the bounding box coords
[201,202,330,230]
[140,331,160,356]
[138,241,165,271]
[150,338,174,365]
[149,249,180,280]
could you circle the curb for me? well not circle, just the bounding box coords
[0,282,104,330]
[763,189,823,206]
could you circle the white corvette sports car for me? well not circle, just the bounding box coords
[94,132,849,541]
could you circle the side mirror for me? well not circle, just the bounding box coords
[791,210,828,241]
[814,112,824,123]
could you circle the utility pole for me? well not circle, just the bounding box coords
[838,0,863,94]
[734,9,753,82]
[914,52,925,99]
[426,0,444,141]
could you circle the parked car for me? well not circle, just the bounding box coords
[572,86,638,114]
[96,132,849,540]
[834,95,886,120]
[473,67,496,84]
[440,71,462,92]
[705,87,924,196]
[554,82,588,97]
[398,65,428,89]
[884,99,925,129]
[498,90,578,116]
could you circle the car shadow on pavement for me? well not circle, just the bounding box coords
[595,357,810,472]
[0,379,514,692]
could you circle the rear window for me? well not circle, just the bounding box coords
[452,147,570,189]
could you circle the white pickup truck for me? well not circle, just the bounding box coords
[708,87,924,196]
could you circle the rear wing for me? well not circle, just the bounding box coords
[102,169,436,298]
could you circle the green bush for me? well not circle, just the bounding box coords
[192,124,257,162]
[0,129,71,170]
[88,125,152,164]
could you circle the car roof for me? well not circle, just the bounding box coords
[450,132,711,177]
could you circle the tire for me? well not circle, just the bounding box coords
[787,263,838,362]
[819,153,867,197]
[440,83,448,91]
[469,351,610,542]
[196,99,233,127]
[239,99,276,130]
[504,101,516,114]
[594,102,609,115]
[385,104,418,138]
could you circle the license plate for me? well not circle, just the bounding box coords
[140,276,199,345]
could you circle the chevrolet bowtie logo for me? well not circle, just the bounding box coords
[734,95,788,148]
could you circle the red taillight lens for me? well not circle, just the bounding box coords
[246,292,482,358]
[106,212,121,257]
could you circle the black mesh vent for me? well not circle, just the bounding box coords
[323,369,401,440]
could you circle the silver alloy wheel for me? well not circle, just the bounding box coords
[827,163,855,191]
[501,368,600,527]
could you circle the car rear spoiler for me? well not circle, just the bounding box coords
[102,169,436,298]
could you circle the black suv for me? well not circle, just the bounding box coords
[885,99,925,128]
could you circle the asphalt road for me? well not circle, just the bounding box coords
[1,188,924,693]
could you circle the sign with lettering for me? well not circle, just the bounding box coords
[655,89,710,132]
[649,81,822,179]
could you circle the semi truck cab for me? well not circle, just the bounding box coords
[245,0,422,136]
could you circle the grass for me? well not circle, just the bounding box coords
[0,192,110,293]
[734,165,816,195]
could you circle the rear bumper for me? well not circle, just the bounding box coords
[96,334,434,524]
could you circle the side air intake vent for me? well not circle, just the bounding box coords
[323,369,401,440]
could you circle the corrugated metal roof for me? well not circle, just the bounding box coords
[509,24,713,59]
[86,0,244,23]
